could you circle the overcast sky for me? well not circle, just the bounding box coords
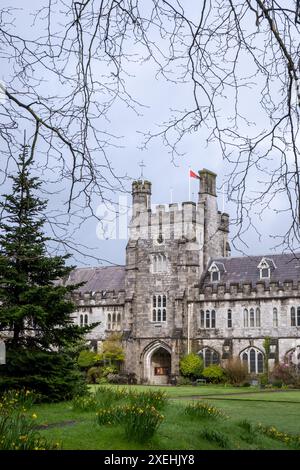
[1,1,295,267]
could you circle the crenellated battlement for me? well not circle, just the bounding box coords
[72,290,126,305]
[197,280,300,301]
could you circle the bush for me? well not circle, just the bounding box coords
[107,373,128,384]
[77,350,101,369]
[223,358,249,386]
[259,373,269,386]
[100,365,118,377]
[202,365,225,384]
[179,353,203,379]
[0,349,87,402]
[270,363,299,386]
[176,376,193,386]
[185,402,227,420]
[86,367,102,384]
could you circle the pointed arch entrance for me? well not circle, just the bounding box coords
[143,342,172,384]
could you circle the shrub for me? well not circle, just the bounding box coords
[179,353,203,379]
[259,373,269,386]
[185,402,227,420]
[128,390,167,410]
[100,365,118,377]
[86,367,102,384]
[0,349,87,402]
[77,350,101,369]
[202,365,225,384]
[223,358,248,386]
[270,363,299,386]
[176,376,192,386]
[199,428,230,448]
[107,373,128,384]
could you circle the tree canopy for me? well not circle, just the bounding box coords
[0,1,299,252]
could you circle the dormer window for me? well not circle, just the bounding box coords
[257,257,276,280]
[211,270,220,282]
[208,261,226,283]
[261,267,269,279]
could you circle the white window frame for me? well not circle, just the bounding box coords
[243,307,261,328]
[241,348,264,373]
[200,309,216,329]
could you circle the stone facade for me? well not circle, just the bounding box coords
[69,169,300,384]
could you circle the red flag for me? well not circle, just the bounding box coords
[189,169,199,179]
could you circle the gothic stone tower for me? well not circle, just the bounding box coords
[123,169,229,384]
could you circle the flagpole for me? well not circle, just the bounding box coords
[222,177,225,213]
[188,167,191,201]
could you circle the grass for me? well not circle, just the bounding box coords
[88,383,260,397]
[29,385,300,450]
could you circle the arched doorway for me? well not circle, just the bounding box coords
[144,343,172,384]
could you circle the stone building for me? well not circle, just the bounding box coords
[68,169,300,384]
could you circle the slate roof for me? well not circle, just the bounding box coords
[65,266,125,293]
[202,253,300,287]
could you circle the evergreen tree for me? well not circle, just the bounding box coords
[0,145,92,400]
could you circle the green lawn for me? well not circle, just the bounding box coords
[89,383,260,396]
[31,385,300,450]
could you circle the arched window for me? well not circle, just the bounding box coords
[84,314,88,325]
[112,313,116,329]
[273,308,278,327]
[244,309,248,327]
[107,313,111,330]
[249,308,254,327]
[80,314,84,327]
[244,307,261,327]
[291,307,296,326]
[240,348,264,373]
[117,313,121,329]
[285,348,300,366]
[198,348,220,367]
[255,308,261,327]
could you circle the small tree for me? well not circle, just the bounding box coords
[77,350,101,370]
[100,333,125,368]
[0,146,94,401]
[263,337,271,380]
[179,353,203,380]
